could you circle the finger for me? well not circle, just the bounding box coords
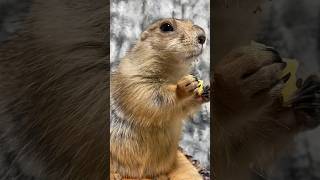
[242,63,286,96]
[186,81,199,92]
[178,75,196,87]
[219,46,283,79]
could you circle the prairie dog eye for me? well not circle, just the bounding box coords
[160,23,174,32]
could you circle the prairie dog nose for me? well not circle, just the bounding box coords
[193,25,206,45]
[197,34,206,45]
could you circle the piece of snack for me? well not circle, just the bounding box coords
[281,58,299,105]
[197,80,204,95]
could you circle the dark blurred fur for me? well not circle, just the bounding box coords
[0,0,108,179]
[213,0,267,63]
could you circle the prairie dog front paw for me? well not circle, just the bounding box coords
[177,75,199,99]
[214,43,287,114]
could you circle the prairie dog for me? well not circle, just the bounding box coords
[213,1,320,179]
[111,18,208,179]
[213,43,320,180]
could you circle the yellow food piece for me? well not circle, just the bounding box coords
[197,80,204,95]
[281,58,299,104]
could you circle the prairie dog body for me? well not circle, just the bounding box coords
[111,18,208,178]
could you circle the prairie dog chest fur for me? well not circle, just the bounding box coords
[110,106,183,173]
[111,18,206,178]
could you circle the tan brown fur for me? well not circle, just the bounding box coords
[111,18,207,179]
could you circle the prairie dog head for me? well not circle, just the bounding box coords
[138,18,206,62]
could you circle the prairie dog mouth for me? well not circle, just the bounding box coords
[186,48,203,60]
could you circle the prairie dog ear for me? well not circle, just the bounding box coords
[140,31,150,41]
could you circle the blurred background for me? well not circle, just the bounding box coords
[110,0,211,170]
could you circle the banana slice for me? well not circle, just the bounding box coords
[281,58,299,104]
[197,80,204,95]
